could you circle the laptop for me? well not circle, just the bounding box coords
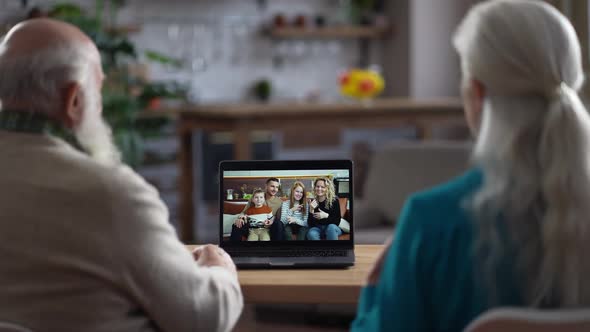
[219,160,355,268]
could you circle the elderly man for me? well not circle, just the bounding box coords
[0,18,242,331]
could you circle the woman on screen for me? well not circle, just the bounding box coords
[307,177,341,240]
[280,181,309,240]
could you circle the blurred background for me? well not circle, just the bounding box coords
[0,0,586,245]
[1,0,588,330]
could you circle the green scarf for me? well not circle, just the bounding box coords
[0,110,53,134]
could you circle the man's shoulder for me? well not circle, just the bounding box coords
[99,164,158,198]
[55,148,156,200]
[1,133,151,195]
[267,196,283,206]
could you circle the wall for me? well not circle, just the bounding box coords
[411,0,459,98]
[399,0,586,99]
[18,0,384,103]
[5,0,582,101]
[558,0,590,97]
[224,169,349,177]
[6,0,471,100]
[382,0,410,97]
[409,0,478,98]
[381,0,480,98]
[127,0,366,103]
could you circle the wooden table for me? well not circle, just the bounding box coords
[187,244,384,304]
[173,98,464,242]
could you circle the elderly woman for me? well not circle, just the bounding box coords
[352,1,590,331]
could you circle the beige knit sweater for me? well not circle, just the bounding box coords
[0,131,243,332]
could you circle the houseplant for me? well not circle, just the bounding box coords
[48,1,184,168]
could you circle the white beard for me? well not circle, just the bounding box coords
[73,87,121,166]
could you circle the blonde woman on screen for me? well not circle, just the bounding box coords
[307,177,341,240]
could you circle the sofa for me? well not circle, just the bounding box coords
[222,198,351,241]
[353,141,472,244]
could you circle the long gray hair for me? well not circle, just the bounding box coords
[454,0,590,307]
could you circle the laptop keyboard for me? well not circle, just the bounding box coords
[228,250,348,257]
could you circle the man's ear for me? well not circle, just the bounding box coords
[61,82,83,129]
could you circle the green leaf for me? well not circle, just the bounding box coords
[49,3,84,17]
[114,130,144,168]
[144,50,183,68]
[46,1,182,167]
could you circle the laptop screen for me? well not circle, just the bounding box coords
[219,160,353,247]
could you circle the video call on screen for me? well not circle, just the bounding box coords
[222,169,351,241]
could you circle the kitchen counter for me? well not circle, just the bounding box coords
[143,97,463,119]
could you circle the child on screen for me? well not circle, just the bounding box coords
[246,189,274,241]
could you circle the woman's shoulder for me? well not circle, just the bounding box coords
[414,168,481,201]
[404,169,482,227]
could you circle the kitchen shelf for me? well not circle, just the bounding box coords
[268,25,392,39]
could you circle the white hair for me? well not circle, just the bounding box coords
[0,42,95,115]
[73,71,121,166]
[0,38,121,165]
[454,0,590,307]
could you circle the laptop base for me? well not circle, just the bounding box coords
[231,250,355,269]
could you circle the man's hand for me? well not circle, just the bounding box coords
[366,236,393,285]
[234,214,246,228]
[193,244,237,276]
[264,216,274,228]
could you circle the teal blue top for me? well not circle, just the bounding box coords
[351,169,522,332]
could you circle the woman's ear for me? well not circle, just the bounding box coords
[463,78,486,134]
[472,78,486,127]
[60,82,84,129]
[471,78,485,108]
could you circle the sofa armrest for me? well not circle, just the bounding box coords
[222,214,239,236]
[223,201,248,215]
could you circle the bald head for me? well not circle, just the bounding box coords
[0,19,118,164]
[0,18,102,118]
[2,18,96,59]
